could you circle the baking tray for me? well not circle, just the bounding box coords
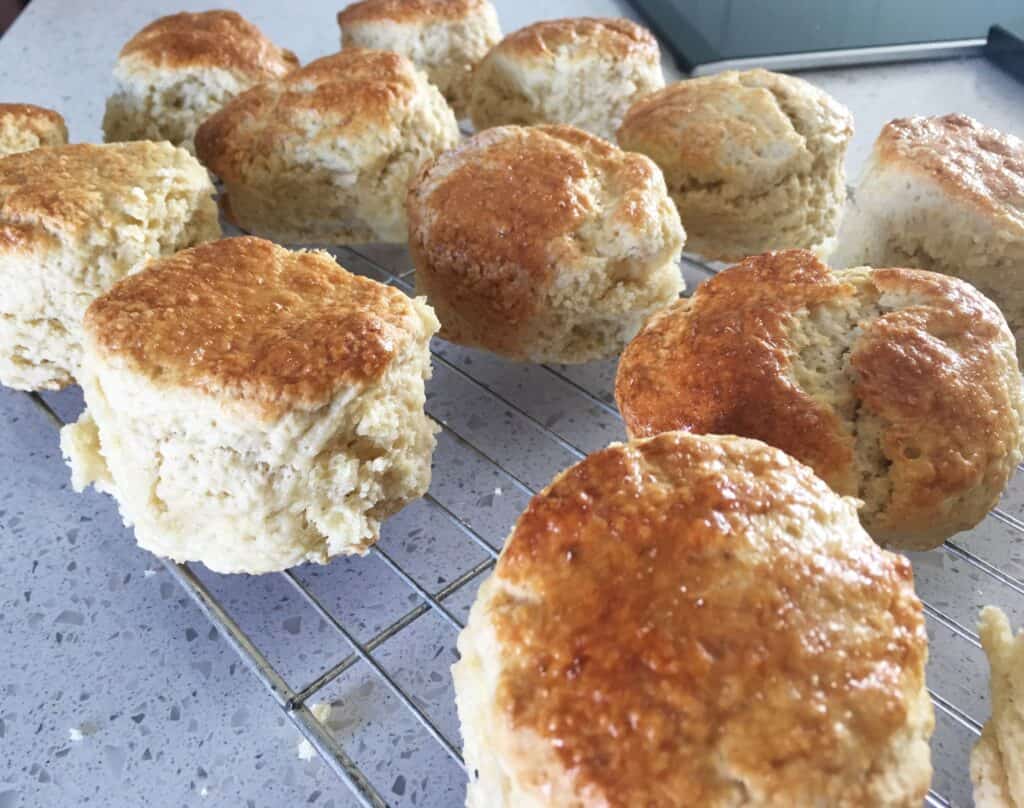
[22,237,1024,807]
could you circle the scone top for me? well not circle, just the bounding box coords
[617,68,853,192]
[492,16,659,63]
[116,10,299,81]
[488,432,929,805]
[873,114,1024,231]
[338,0,491,25]
[0,103,67,148]
[83,237,434,421]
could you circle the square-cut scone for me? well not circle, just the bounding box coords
[0,141,220,391]
[0,103,68,156]
[61,237,440,575]
[103,10,299,153]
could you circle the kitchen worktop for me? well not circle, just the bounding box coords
[1,2,1022,807]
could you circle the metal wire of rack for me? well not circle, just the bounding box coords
[23,243,1024,808]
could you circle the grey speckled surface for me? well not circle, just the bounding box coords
[1,1,1024,807]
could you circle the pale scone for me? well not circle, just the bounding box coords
[61,237,439,575]
[103,10,299,153]
[453,431,934,808]
[972,607,1024,808]
[338,0,501,117]
[615,249,1024,549]
[831,114,1024,362]
[468,17,664,141]
[617,69,854,262]
[0,103,68,156]
[0,142,220,391]
[407,124,685,363]
[196,49,460,245]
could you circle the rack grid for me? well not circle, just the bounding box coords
[24,242,1024,807]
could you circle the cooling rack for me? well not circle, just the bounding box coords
[23,243,1024,808]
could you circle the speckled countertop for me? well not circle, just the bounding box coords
[1,2,1023,807]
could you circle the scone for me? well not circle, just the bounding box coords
[196,49,460,244]
[971,607,1024,808]
[453,431,934,808]
[338,0,501,117]
[468,17,664,141]
[0,103,68,156]
[407,124,685,363]
[61,237,439,575]
[103,10,298,153]
[617,69,853,262]
[0,142,220,391]
[615,249,1024,549]
[831,114,1024,362]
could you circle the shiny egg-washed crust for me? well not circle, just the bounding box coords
[616,250,1024,548]
[338,0,489,25]
[0,104,67,154]
[85,237,424,421]
[118,10,298,78]
[462,431,932,806]
[874,114,1024,230]
[493,16,658,61]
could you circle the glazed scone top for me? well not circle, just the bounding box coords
[615,250,1024,538]
[873,114,1024,231]
[338,0,490,25]
[0,142,209,248]
[195,50,432,181]
[84,237,432,420]
[492,16,658,63]
[0,103,67,144]
[117,10,299,79]
[491,431,928,805]
[408,124,673,325]
[617,69,853,192]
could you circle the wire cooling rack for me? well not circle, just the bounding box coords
[23,242,1024,807]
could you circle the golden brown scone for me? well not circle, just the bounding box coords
[0,103,68,156]
[468,17,664,141]
[453,431,933,808]
[408,124,685,363]
[338,0,501,117]
[61,236,439,574]
[617,69,853,262]
[615,249,1024,549]
[196,49,460,244]
[832,114,1024,363]
[0,142,220,391]
[103,10,299,153]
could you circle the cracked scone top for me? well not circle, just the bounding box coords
[615,249,1024,549]
[453,431,933,808]
[617,69,853,261]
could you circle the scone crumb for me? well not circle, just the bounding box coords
[296,702,333,761]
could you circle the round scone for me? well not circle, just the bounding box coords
[196,49,460,244]
[616,249,1024,549]
[453,431,934,807]
[0,103,68,156]
[617,69,854,262]
[60,237,439,575]
[468,17,664,141]
[407,124,685,363]
[0,141,220,391]
[338,0,501,117]
[831,114,1024,364]
[103,10,298,153]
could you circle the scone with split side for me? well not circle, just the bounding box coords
[61,237,439,575]
[407,124,685,363]
[0,104,67,156]
[196,49,460,244]
[0,141,220,391]
[453,431,933,808]
[103,10,298,153]
[468,17,663,141]
[617,69,853,262]
[615,249,1024,549]
[338,0,501,117]
[831,114,1024,363]
[971,607,1024,808]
